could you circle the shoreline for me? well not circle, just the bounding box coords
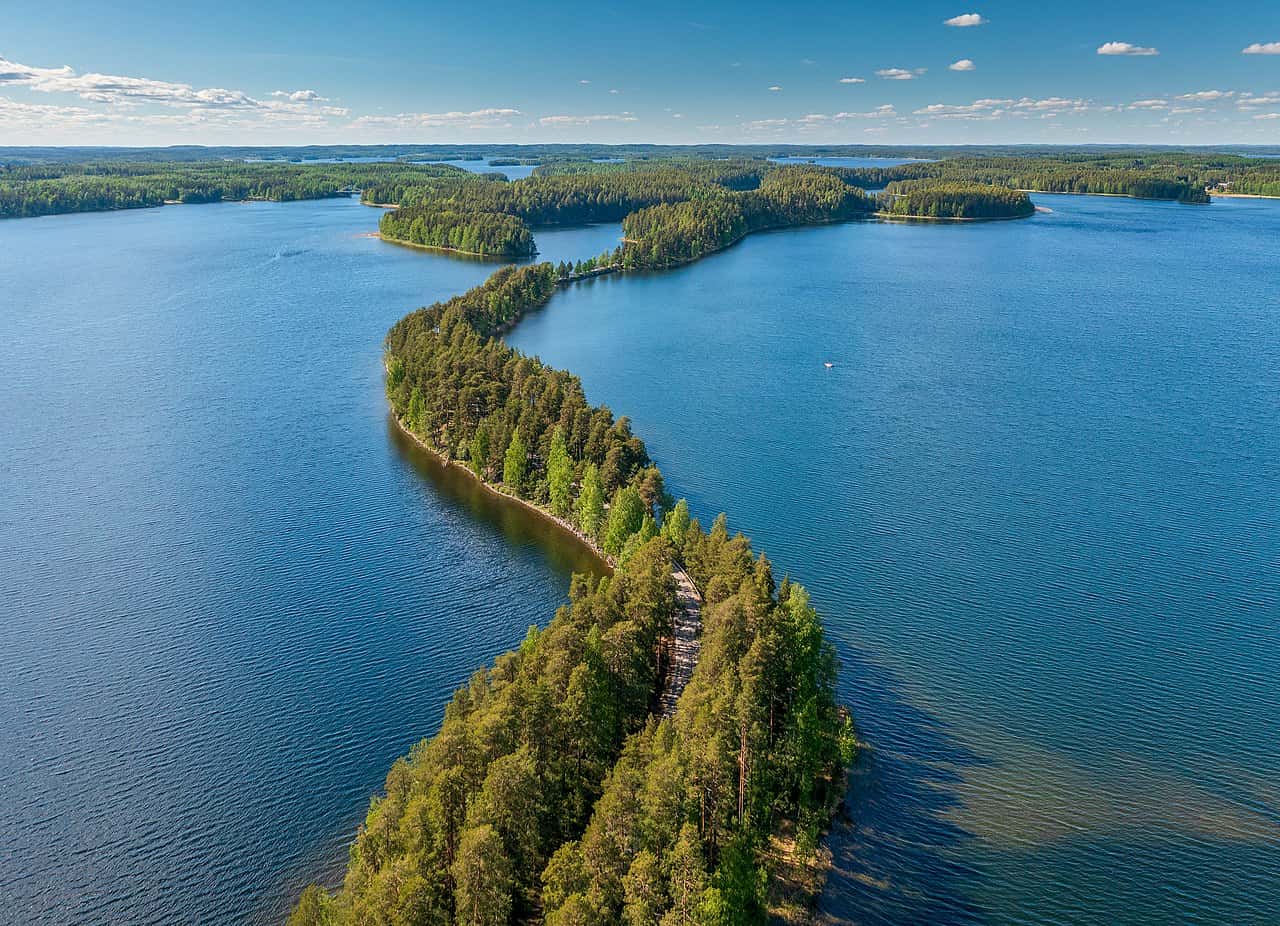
[874,210,1032,223]
[1207,190,1280,200]
[390,410,615,570]
[1018,188,1211,205]
[377,231,533,261]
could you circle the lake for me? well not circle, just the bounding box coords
[508,194,1280,925]
[0,198,619,925]
[2,191,1278,925]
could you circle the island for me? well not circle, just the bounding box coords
[876,181,1036,220]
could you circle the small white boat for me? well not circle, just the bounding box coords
[824,361,835,369]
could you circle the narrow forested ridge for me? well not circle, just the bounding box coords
[289,160,862,926]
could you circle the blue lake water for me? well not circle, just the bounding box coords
[2,191,1278,926]
[0,198,619,925]
[508,194,1280,925]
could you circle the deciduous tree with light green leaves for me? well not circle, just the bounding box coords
[547,426,573,516]
[503,427,528,492]
[575,463,605,538]
[661,499,691,550]
[603,485,646,557]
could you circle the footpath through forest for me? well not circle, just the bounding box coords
[658,565,703,718]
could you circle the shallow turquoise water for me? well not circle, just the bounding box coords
[508,194,1280,925]
[0,198,619,924]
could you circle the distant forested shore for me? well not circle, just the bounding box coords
[6,147,1279,224]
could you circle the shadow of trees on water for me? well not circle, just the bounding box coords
[817,643,994,926]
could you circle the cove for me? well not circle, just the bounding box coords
[507,193,1280,925]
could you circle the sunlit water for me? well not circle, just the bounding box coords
[508,194,1280,925]
[4,190,1278,926]
[0,198,619,925]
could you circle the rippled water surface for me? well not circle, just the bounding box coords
[508,194,1280,925]
[4,191,1278,926]
[0,198,620,924]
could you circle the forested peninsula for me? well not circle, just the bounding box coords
[291,158,868,926]
[288,148,1273,924]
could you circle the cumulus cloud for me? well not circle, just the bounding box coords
[949,59,976,71]
[1242,42,1280,55]
[1128,99,1169,109]
[1175,90,1234,101]
[1253,112,1280,120]
[578,79,591,84]
[838,76,865,84]
[0,53,356,121]
[1238,92,1280,107]
[0,94,109,128]
[944,13,987,26]
[351,108,520,129]
[538,112,637,125]
[911,96,1092,120]
[768,85,782,91]
[271,89,326,102]
[1097,42,1159,56]
[877,68,926,80]
[740,105,896,132]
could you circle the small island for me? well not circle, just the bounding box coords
[379,205,536,259]
[876,181,1036,221]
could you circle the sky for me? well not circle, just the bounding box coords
[2,0,1279,146]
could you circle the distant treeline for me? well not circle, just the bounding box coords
[879,181,1035,219]
[374,160,876,272]
[6,143,1279,166]
[837,153,1280,203]
[291,254,852,926]
[0,162,466,219]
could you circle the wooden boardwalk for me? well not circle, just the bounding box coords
[658,566,703,718]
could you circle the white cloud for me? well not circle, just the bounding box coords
[877,68,926,80]
[0,54,356,121]
[949,59,976,71]
[271,89,326,102]
[578,79,591,85]
[1242,42,1280,55]
[910,96,1092,121]
[740,105,895,132]
[1128,99,1169,110]
[1097,42,1159,56]
[1238,92,1280,107]
[944,13,987,26]
[768,85,782,91]
[838,76,865,84]
[609,88,621,94]
[0,94,109,128]
[351,108,520,130]
[1253,112,1280,120]
[914,98,1011,119]
[538,112,637,125]
[1175,90,1234,101]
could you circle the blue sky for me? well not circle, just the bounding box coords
[2,0,1279,145]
